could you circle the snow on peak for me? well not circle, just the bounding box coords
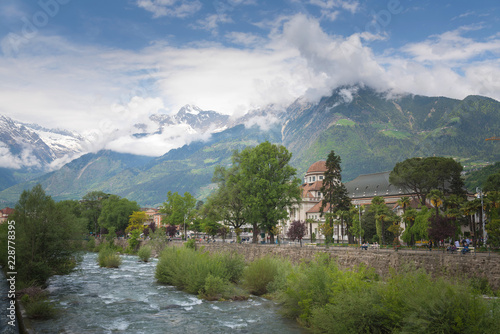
[179,104,202,115]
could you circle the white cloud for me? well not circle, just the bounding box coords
[402,27,500,63]
[1,13,500,162]
[136,0,202,18]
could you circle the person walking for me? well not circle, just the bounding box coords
[428,240,433,252]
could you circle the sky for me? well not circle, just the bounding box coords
[0,0,499,157]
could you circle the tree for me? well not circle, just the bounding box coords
[320,151,351,242]
[428,216,458,244]
[484,172,500,192]
[234,141,302,244]
[166,225,178,238]
[428,189,444,218]
[160,191,196,239]
[98,195,140,233]
[7,184,84,285]
[81,191,110,236]
[369,196,396,245]
[397,196,414,245]
[389,157,465,205]
[206,164,250,242]
[126,211,148,233]
[287,220,307,246]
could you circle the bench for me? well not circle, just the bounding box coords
[456,246,475,254]
[369,244,380,250]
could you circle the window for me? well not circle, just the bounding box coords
[312,176,316,181]
[319,176,323,180]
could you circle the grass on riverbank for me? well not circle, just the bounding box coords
[155,245,500,333]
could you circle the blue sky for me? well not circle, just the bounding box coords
[0,0,499,156]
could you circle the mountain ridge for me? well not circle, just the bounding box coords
[0,86,498,206]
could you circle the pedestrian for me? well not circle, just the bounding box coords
[428,240,432,251]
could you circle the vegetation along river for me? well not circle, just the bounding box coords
[29,253,305,333]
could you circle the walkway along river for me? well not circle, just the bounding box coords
[29,252,305,333]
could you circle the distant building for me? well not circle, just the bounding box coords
[0,207,15,224]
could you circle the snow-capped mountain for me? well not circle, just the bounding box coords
[0,115,87,171]
[149,104,230,134]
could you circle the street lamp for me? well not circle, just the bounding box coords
[356,201,362,246]
[477,187,486,245]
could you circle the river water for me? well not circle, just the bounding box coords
[30,253,306,333]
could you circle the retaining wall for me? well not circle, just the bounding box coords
[200,243,500,290]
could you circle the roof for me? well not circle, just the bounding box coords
[301,181,323,198]
[307,161,327,174]
[307,201,331,214]
[345,171,415,199]
[1,207,14,215]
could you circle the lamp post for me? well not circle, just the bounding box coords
[477,187,486,245]
[356,201,362,246]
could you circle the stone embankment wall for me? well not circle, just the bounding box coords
[105,239,500,290]
[199,243,500,290]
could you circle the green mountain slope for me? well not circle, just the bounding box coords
[285,87,500,181]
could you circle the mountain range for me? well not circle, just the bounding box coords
[1,86,499,207]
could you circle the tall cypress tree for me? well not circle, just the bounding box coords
[320,151,351,242]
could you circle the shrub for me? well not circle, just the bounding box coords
[87,236,96,251]
[20,289,57,320]
[128,229,141,252]
[98,245,122,268]
[185,238,196,249]
[242,256,291,296]
[137,245,152,262]
[155,247,245,299]
[201,274,228,300]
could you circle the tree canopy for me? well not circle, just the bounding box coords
[389,157,465,205]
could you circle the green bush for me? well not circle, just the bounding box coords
[20,289,57,320]
[87,236,96,251]
[185,238,196,249]
[279,257,500,333]
[137,245,152,262]
[242,256,291,296]
[128,229,141,252]
[98,245,122,268]
[201,274,228,300]
[155,247,244,298]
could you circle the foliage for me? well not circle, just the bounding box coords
[320,150,351,237]
[148,227,168,254]
[242,256,292,296]
[232,141,302,243]
[184,238,196,249]
[155,247,245,299]
[278,254,499,333]
[428,215,458,242]
[137,245,152,262]
[484,171,500,192]
[367,196,397,245]
[126,211,148,233]
[21,291,58,319]
[166,224,178,238]
[287,220,307,246]
[128,229,142,252]
[98,244,122,268]
[402,207,432,244]
[160,191,196,238]
[98,195,140,233]
[81,191,110,235]
[2,184,84,286]
[390,157,466,205]
[464,162,500,192]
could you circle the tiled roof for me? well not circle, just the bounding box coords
[301,181,323,198]
[307,161,327,173]
[307,201,331,214]
[1,207,14,215]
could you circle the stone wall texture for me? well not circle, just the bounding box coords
[107,239,500,290]
[199,243,500,290]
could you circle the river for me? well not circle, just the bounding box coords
[29,253,306,333]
